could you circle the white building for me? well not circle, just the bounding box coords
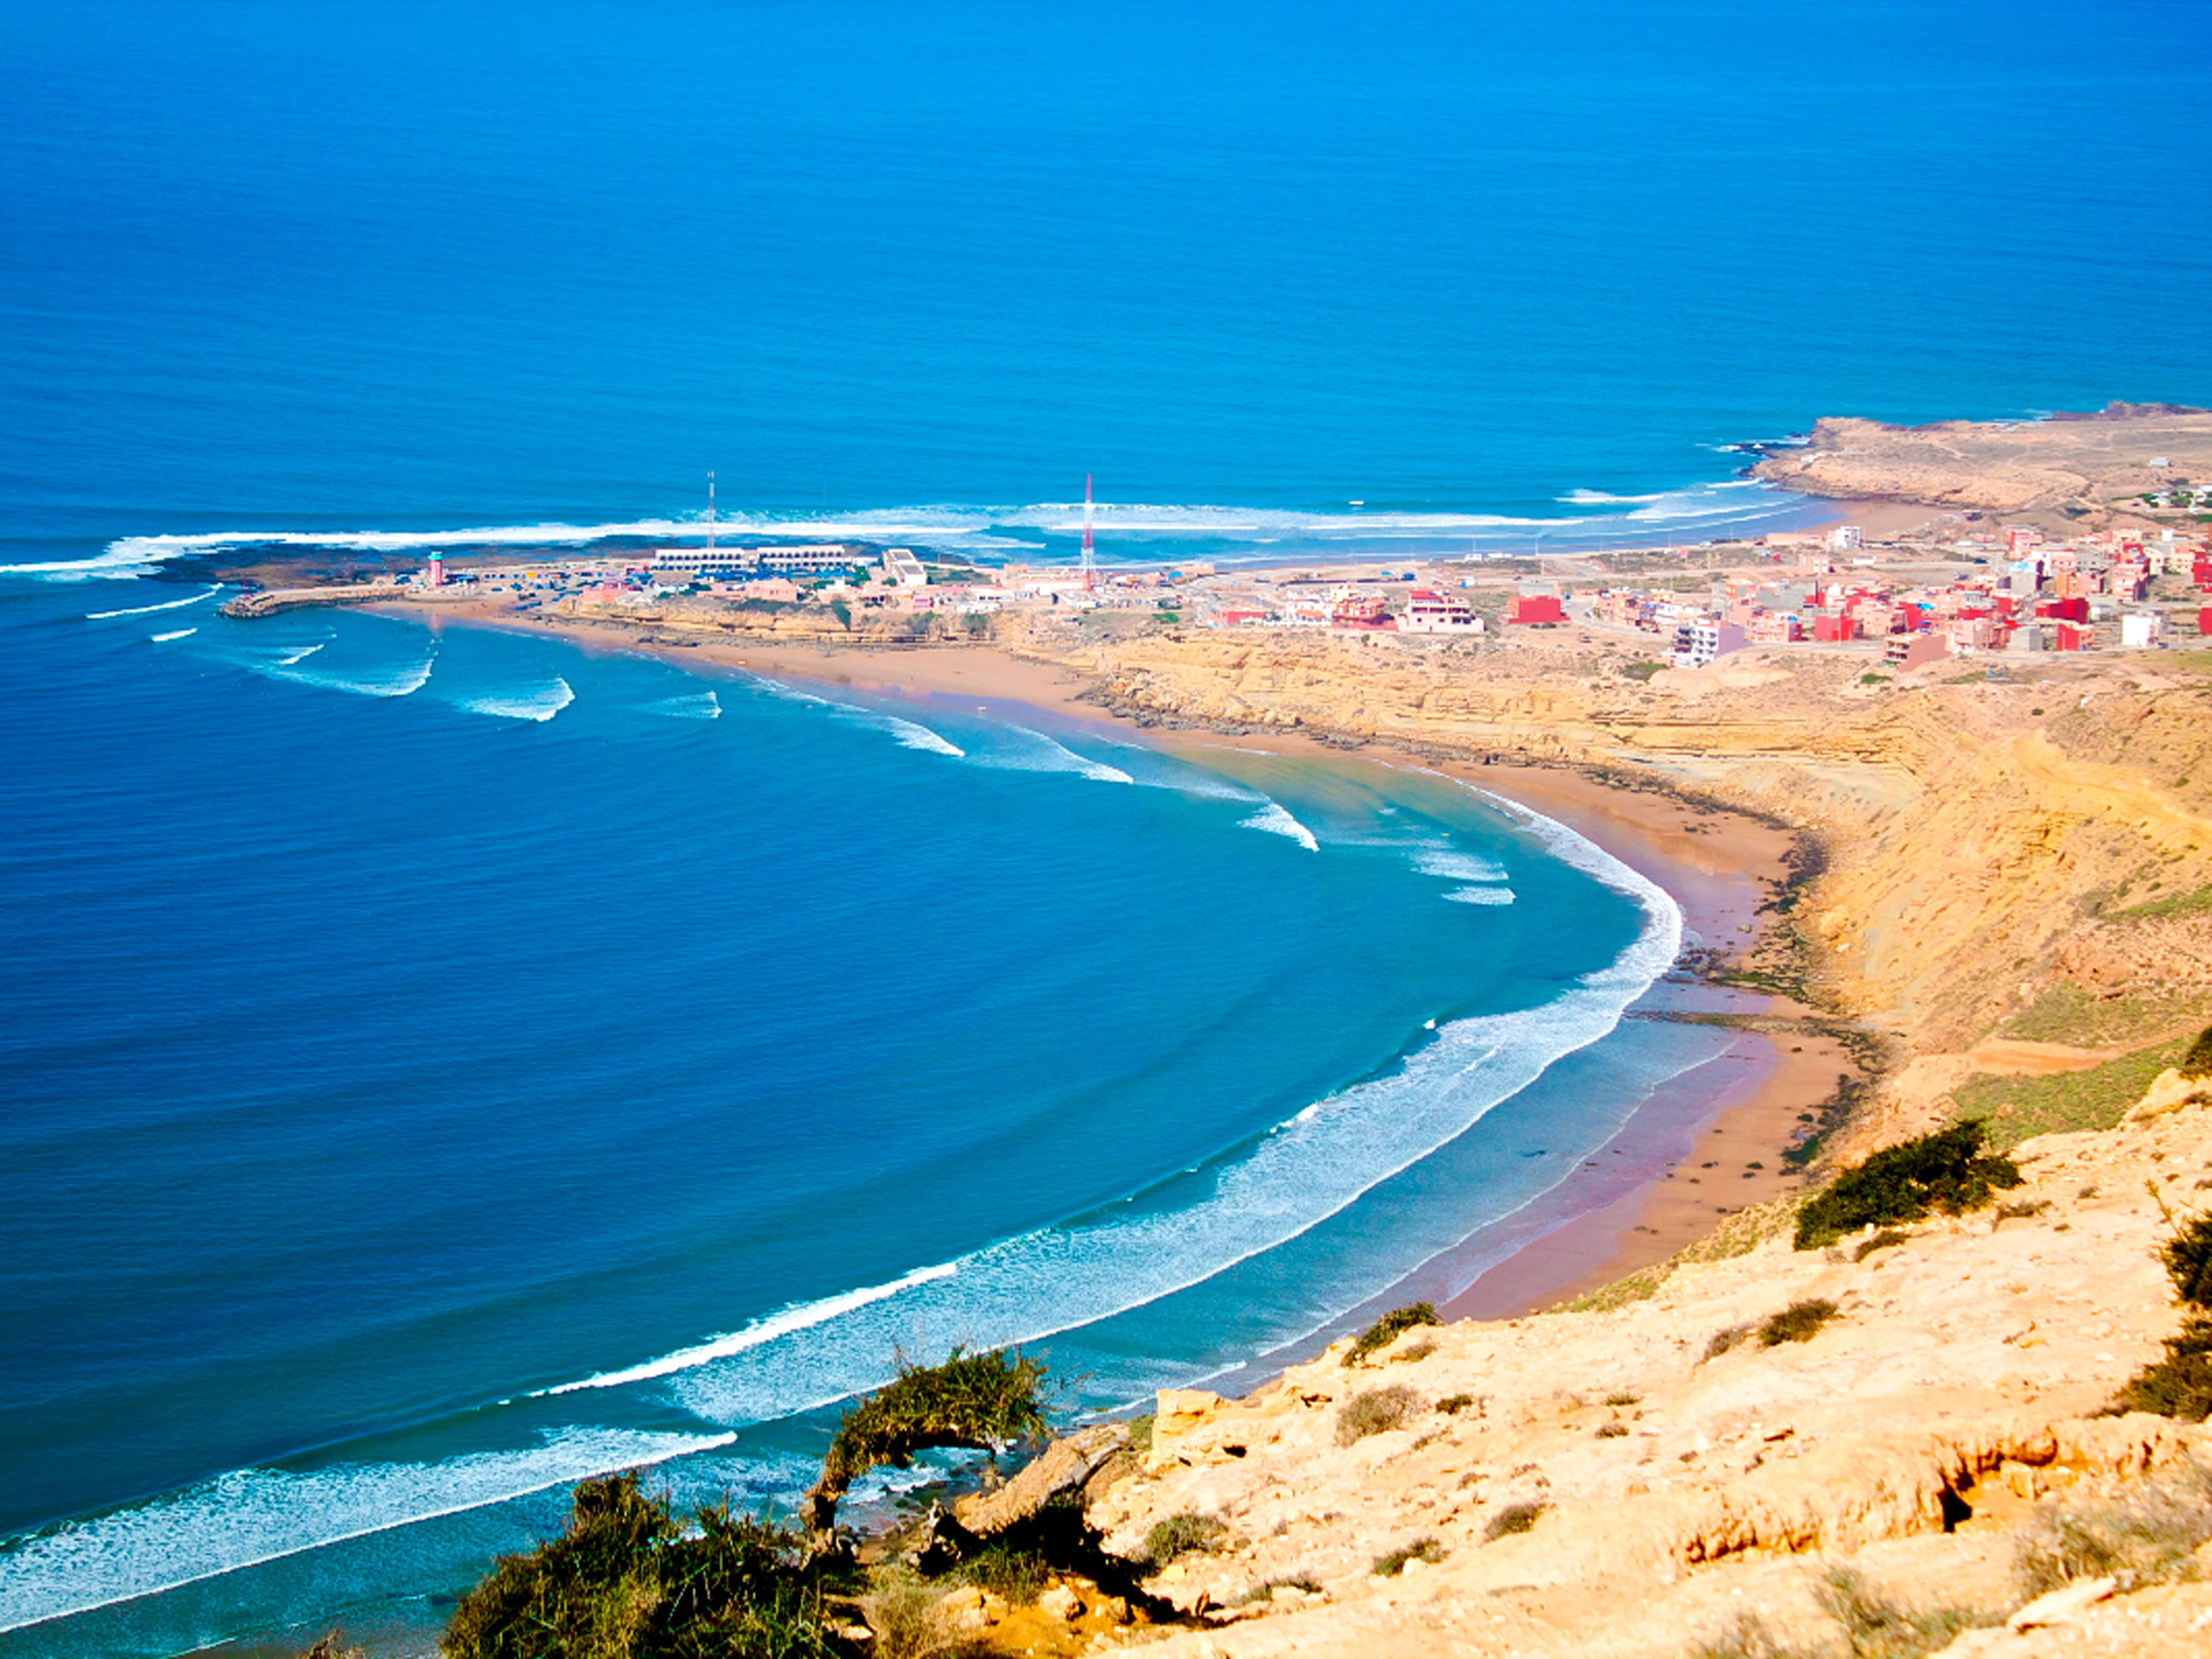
[882,547,928,588]
[2120,612,2165,650]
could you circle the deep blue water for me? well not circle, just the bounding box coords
[3,2,2209,1652]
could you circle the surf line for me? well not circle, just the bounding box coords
[536,791,1681,1422]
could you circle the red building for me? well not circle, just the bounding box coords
[1506,594,1567,626]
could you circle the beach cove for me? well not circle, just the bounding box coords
[397,597,1859,1328]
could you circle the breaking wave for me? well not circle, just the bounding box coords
[85,585,223,620]
[1238,802,1319,850]
[0,1428,734,1635]
[537,793,1679,1429]
[453,677,575,722]
[85,480,1827,576]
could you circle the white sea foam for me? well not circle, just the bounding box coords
[1411,847,1508,883]
[0,545,168,582]
[642,691,721,720]
[1445,885,1516,905]
[537,797,1681,1430]
[1237,802,1319,851]
[149,627,197,643]
[89,480,1818,575]
[278,654,436,699]
[454,678,575,722]
[882,716,963,756]
[972,726,1133,785]
[543,1263,961,1395]
[85,585,222,620]
[742,675,965,755]
[0,1427,734,1635]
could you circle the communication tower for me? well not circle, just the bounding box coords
[1081,474,1096,592]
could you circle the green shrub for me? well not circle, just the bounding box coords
[1483,1502,1544,1541]
[1140,1512,1226,1571]
[951,1537,1052,1605]
[2179,1023,2212,1080]
[1124,1414,1154,1455]
[2160,1210,2212,1306]
[1795,1122,2023,1249]
[1703,1323,1755,1362]
[1371,1537,1445,1576]
[1344,1303,1439,1366]
[2108,1208,2212,1420]
[442,1473,846,1659]
[802,1348,1049,1532]
[1622,660,1667,682]
[1759,1299,1841,1347]
[1853,1229,1909,1262]
[1435,1393,1475,1415]
[1336,1385,1421,1446]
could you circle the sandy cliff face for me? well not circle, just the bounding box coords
[1036,632,2212,1068]
[1075,1085,2212,1659]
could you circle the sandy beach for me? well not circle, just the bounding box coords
[385,597,1848,1320]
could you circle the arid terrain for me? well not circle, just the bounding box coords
[1753,404,2212,530]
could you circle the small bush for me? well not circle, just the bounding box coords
[1689,1611,1821,1659]
[1436,1393,1475,1415]
[1603,1390,1641,1407]
[2181,1022,2212,1080]
[1141,1512,1226,1571]
[1704,1322,1756,1361]
[2107,1207,2212,1420]
[1337,1385,1421,1445]
[859,1570,959,1659]
[1124,1414,1154,1455]
[1483,1501,1545,1541]
[1854,1229,1909,1262]
[2159,1210,2212,1306]
[2109,1316,2212,1421]
[1813,1565,1989,1659]
[1344,1303,1439,1366]
[442,1473,842,1659]
[1795,1122,2023,1249]
[953,1537,1052,1605]
[1595,1421,1629,1439]
[1393,1338,1437,1364]
[1230,1573,1321,1606]
[1759,1298,1841,1347]
[2014,1470,2212,1595]
[1371,1537,1445,1577]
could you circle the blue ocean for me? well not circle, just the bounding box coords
[3,2,2208,1653]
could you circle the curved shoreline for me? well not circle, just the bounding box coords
[385,600,1840,1325]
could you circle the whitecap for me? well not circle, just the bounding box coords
[0,1427,735,1635]
[86,584,223,620]
[1445,885,1516,906]
[1237,802,1319,851]
[642,691,722,720]
[537,798,1681,1432]
[543,1263,961,1395]
[454,678,575,722]
[969,725,1132,784]
[149,627,197,643]
[1411,847,1509,883]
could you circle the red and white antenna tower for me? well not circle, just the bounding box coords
[1080,474,1096,591]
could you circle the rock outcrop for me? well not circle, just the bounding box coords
[1072,1084,2212,1657]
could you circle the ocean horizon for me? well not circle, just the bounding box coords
[4,1,2209,1652]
